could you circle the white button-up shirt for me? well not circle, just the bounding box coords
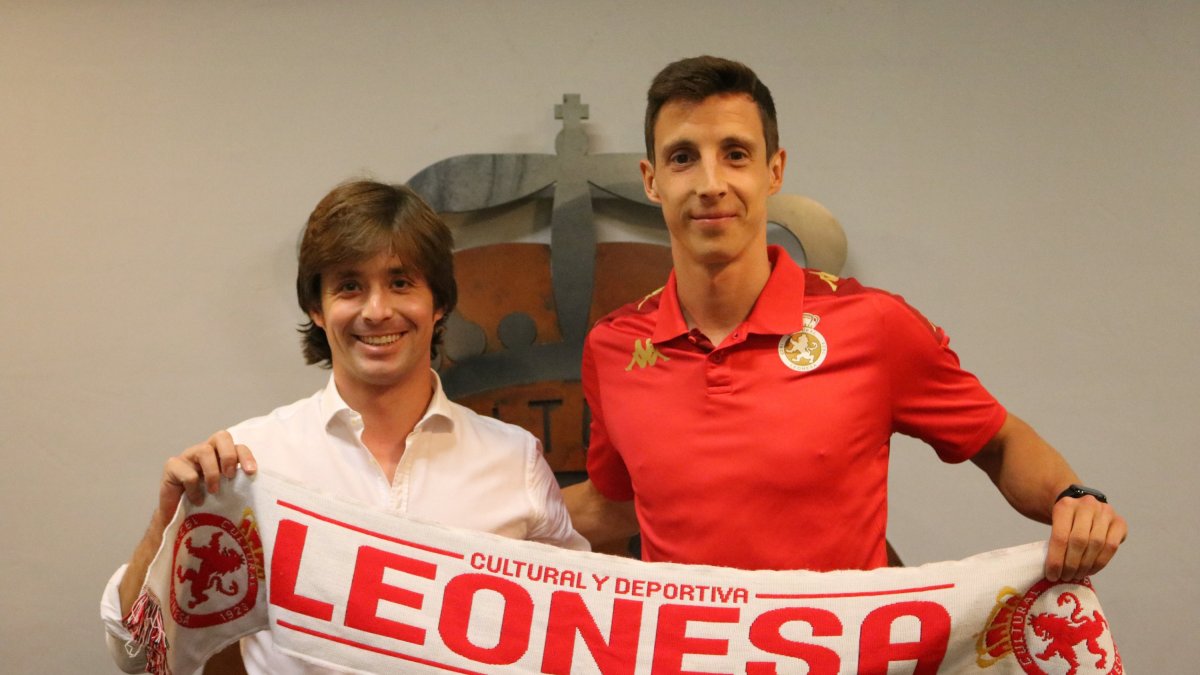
[102,373,587,673]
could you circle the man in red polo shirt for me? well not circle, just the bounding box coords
[564,56,1126,579]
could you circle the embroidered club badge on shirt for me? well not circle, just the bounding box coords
[779,313,827,372]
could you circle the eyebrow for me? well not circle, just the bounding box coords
[327,267,359,281]
[660,133,760,155]
[660,137,696,155]
[327,263,412,279]
[719,134,758,149]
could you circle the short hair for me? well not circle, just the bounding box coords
[644,55,779,164]
[296,180,457,366]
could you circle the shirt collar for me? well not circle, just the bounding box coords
[651,272,691,344]
[652,245,807,342]
[744,245,808,336]
[319,371,457,434]
[422,371,457,432]
[318,375,351,428]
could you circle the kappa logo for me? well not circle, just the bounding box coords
[976,579,1121,675]
[626,338,669,371]
[814,270,840,291]
[170,509,264,628]
[778,313,827,372]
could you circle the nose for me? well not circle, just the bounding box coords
[361,286,393,322]
[697,157,727,200]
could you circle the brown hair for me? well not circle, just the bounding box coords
[644,55,779,164]
[296,180,456,366]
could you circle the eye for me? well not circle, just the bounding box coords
[727,149,749,162]
[391,277,413,290]
[333,280,361,294]
[667,149,694,166]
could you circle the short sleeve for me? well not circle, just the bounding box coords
[582,332,635,501]
[883,294,1007,462]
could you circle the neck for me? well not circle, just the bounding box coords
[334,368,435,477]
[673,247,772,347]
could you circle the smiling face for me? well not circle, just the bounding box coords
[310,251,444,400]
[640,93,785,270]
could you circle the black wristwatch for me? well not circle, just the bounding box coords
[1056,484,1108,503]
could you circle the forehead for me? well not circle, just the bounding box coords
[322,250,416,280]
[653,93,765,151]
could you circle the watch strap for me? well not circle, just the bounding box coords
[1056,484,1108,504]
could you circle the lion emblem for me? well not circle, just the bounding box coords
[175,531,245,609]
[1030,592,1109,675]
[784,333,818,364]
[778,314,828,372]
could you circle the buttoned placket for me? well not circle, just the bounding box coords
[325,380,456,516]
[333,407,421,514]
[389,419,437,514]
[693,328,748,395]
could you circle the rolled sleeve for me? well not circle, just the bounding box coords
[100,564,147,673]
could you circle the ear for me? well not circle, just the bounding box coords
[639,158,662,204]
[309,308,325,330]
[767,148,787,196]
[433,307,445,325]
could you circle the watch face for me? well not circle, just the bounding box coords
[1064,485,1107,503]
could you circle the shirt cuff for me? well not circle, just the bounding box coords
[100,564,132,638]
[100,564,147,673]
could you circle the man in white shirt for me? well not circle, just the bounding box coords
[101,180,587,673]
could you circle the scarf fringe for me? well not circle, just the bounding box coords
[124,590,171,675]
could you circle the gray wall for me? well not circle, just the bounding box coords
[2,1,1196,671]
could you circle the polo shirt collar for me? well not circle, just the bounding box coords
[319,371,457,434]
[744,245,808,336]
[651,273,691,344]
[651,245,807,343]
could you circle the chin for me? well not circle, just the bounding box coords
[691,245,739,266]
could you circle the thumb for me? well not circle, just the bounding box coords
[156,479,186,524]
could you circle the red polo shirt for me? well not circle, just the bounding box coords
[583,246,1006,571]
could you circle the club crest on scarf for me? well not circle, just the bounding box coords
[169,509,264,628]
[976,578,1121,674]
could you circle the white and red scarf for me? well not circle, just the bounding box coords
[124,471,1122,674]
